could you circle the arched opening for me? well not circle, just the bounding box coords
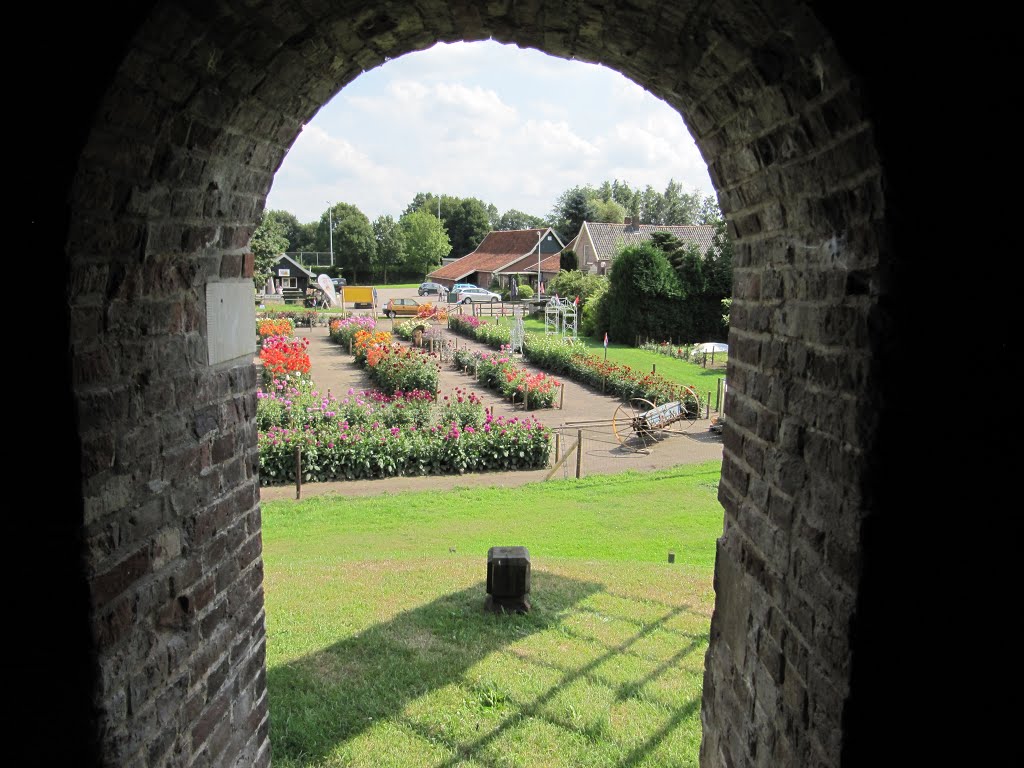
[20,1,928,765]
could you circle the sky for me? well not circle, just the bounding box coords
[263,40,715,226]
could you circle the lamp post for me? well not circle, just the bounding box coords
[537,229,542,294]
[327,202,334,267]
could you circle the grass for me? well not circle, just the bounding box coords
[263,461,724,767]
[488,316,728,403]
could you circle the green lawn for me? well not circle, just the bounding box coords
[263,461,724,767]
[492,317,728,407]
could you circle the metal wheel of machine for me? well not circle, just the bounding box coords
[612,397,659,452]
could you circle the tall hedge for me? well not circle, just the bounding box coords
[606,243,684,343]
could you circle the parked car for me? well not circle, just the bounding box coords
[452,283,476,292]
[384,297,423,318]
[456,287,502,304]
[330,277,347,289]
[418,281,445,296]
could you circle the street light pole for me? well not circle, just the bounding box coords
[537,229,542,294]
[327,203,334,267]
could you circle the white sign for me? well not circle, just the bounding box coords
[206,281,256,365]
[277,268,290,276]
[317,274,339,307]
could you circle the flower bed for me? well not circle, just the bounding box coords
[453,345,561,409]
[258,335,311,387]
[256,308,334,327]
[256,318,556,485]
[257,378,551,484]
[328,316,377,349]
[352,329,441,395]
[259,412,551,483]
[447,318,705,414]
[257,318,295,339]
[257,381,435,432]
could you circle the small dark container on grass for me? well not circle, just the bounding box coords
[485,546,531,614]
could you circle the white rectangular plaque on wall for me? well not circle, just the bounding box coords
[206,280,257,366]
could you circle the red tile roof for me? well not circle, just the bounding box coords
[503,252,561,273]
[429,229,555,281]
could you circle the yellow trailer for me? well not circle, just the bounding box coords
[338,286,377,311]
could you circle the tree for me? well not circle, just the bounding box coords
[404,192,493,259]
[317,203,375,284]
[645,227,733,341]
[400,210,451,277]
[371,215,404,283]
[560,249,578,271]
[660,180,701,225]
[497,209,546,231]
[486,202,500,231]
[605,242,683,343]
[550,186,598,242]
[638,184,663,224]
[547,178,722,230]
[446,197,492,258]
[263,209,309,251]
[547,269,606,306]
[698,194,723,226]
[593,199,625,223]
[249,212,289,289]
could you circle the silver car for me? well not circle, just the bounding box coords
[456,287,501,303]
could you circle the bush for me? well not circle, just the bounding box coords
[580,280,609,338]
[547,270,606,306]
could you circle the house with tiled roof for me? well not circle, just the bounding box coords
[427,228,565,293]
[562,219,718,275]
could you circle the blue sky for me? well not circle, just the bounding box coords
[264,40,715,225]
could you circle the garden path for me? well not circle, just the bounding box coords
[258,319,724,501]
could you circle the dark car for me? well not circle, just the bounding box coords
[330,277,347,289]
[418,281,445,296]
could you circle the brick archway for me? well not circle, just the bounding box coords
[21,1,938,765]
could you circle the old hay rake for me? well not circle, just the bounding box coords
[562,385,703,454]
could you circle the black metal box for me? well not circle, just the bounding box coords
[486,546,531,597]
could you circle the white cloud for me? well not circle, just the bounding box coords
[264,40,715,224]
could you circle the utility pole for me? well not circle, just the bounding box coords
[537,229,542,294]
[327,203,334,267]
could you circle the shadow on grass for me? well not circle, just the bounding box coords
[268,572,602,764]
[268,571,707,767]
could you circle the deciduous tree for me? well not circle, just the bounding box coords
[497,209,546,231]
[317,203,375,284]
[371,215,404,283]
[250,212,289,289]
[400,210,451,277]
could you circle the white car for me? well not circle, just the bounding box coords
[456,287,501,303]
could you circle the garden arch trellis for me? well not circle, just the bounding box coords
[25,1,942,765]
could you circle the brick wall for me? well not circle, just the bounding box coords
[54,1,895,765]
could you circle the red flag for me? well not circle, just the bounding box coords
[603,332,608,348]
[574,295,579,306]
